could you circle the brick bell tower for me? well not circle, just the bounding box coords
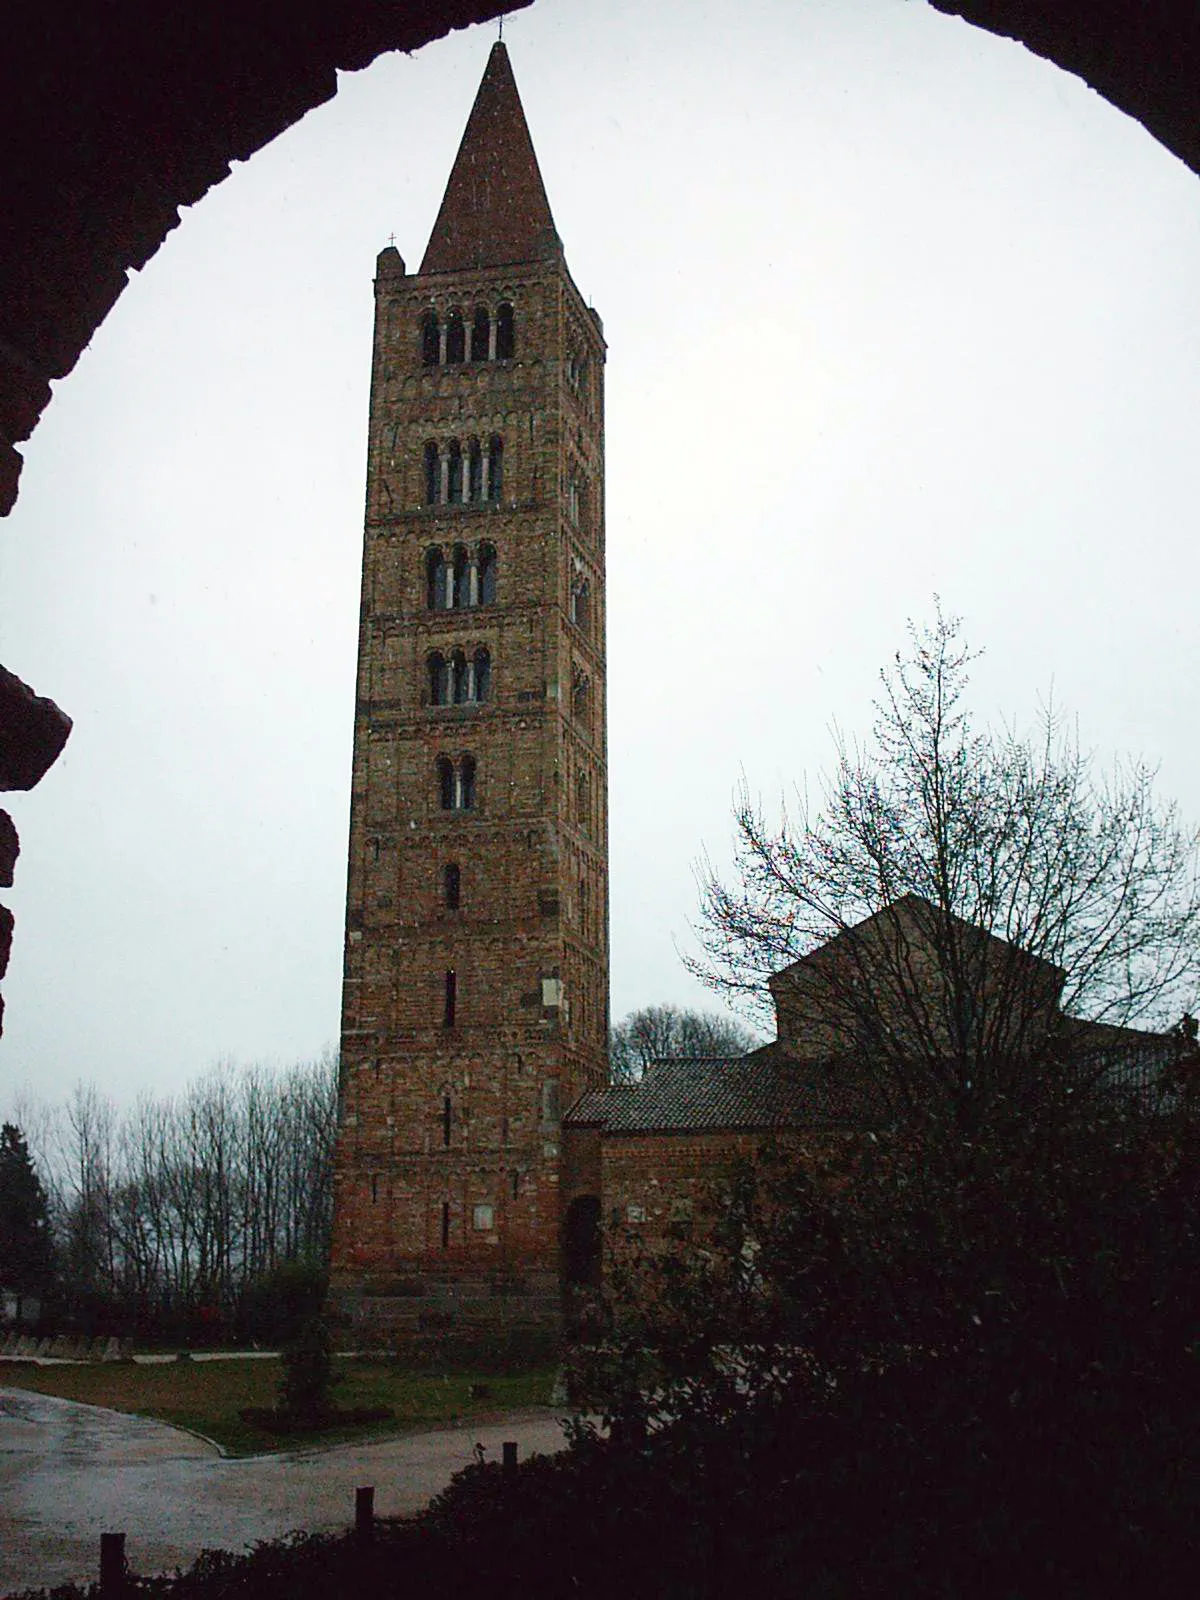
[328,42,609,1335]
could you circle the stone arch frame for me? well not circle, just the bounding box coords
[4,0,1200,1028]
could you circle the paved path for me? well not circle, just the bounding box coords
[0,1388,567,1596]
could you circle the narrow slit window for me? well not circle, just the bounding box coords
[370,1174,379,1204]
[442,1094,452,1146]
[444,863,461,909]
[444,970,457,1028]
[441,1200,451,1247]
[423,443,439,506]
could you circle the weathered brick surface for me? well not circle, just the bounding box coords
[600,1133,772,1256]
[330,51,608,1333]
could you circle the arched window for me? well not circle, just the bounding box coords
[425,547,446,610]
[451,544,470,608]
[444,863,461,909]
[470,306,489,362]
[447,438,463,503]
[423,441,439,506]
[488,435,503,502]
[474,648,491,704]
[427,651,448,705]
[460,755,476,810]
[478,542,497,605]
[568,470,589,529]
[420,311,439,367]
[445,309,465,364]
[576,769,589,831]
[437,756,455,810]
[573,671,590,727]
[467,437,482,502]
[496,301,515,360]
[570,579,590,632]
[450,649,469,705]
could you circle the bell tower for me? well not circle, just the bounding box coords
[329,42,608,1334]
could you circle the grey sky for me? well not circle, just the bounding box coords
[3,0,1200,1112]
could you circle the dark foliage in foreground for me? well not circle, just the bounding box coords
[15,1099,1200,1596]
[12,1370,1200,1600]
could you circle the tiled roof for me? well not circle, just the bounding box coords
[420,42,560,275]
[565,1052,887,1135]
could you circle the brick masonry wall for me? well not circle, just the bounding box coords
[330,247,608,1331]
[596,1129,845,1270]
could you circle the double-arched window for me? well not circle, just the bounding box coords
[423,436,504,506]
[437,755,477,811]
[425,542,497,611]
[420,301,516,367]
[427,648,492,707]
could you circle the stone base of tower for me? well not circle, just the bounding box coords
[327,1267,563,1344]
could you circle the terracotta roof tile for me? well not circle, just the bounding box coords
[565,1054,887,1135]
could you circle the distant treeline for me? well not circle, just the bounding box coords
[14,1056,337,1342]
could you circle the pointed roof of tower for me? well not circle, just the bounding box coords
[419,41,561,276]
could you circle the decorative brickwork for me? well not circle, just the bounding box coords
[329,43,609,1335]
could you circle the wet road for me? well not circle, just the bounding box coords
[0,1387,567,1595]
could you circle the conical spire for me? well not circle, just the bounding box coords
[420,42,561,275]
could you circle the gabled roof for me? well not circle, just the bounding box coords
[419,41,560,276]
[565,1053,888,1136]
[768,893,1066,997]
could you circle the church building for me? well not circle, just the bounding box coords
[329,42,610,1335]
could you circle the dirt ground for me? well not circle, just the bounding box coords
[0,1386,567,1596]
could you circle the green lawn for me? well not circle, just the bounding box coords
[0,1355,557,1456]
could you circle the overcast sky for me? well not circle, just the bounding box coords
[3,0,1200,1114]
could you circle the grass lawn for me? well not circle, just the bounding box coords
[0,1355,557,1456]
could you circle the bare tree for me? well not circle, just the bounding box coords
[14,1054,339,1333]
[609,1005,759,1085]
[691,609,1200,1123]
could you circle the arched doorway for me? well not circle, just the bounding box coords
[563,1195,602,1290]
